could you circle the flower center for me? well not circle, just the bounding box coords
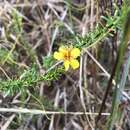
[64,50,72,61]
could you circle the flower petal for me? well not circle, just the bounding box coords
[64,60,70,71]
[53,52,63,60]
[70,59,79,69]
[59,46,68,54]
[70,48,80,58]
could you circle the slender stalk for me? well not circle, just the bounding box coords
[0,108,110,116]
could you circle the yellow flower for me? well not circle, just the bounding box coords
[54,46,80,71]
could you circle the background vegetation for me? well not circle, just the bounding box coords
[0,0,130,130]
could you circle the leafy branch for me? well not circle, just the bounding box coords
[0,65,64,94]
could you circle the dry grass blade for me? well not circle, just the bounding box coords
[1,114,15,130]
[0,108,110,116]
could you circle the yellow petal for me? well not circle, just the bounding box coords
[70,48,80,58]
[64,60,70,71]
[70,59,79,69]
[59,46,68,54]
[53,52,63,60]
